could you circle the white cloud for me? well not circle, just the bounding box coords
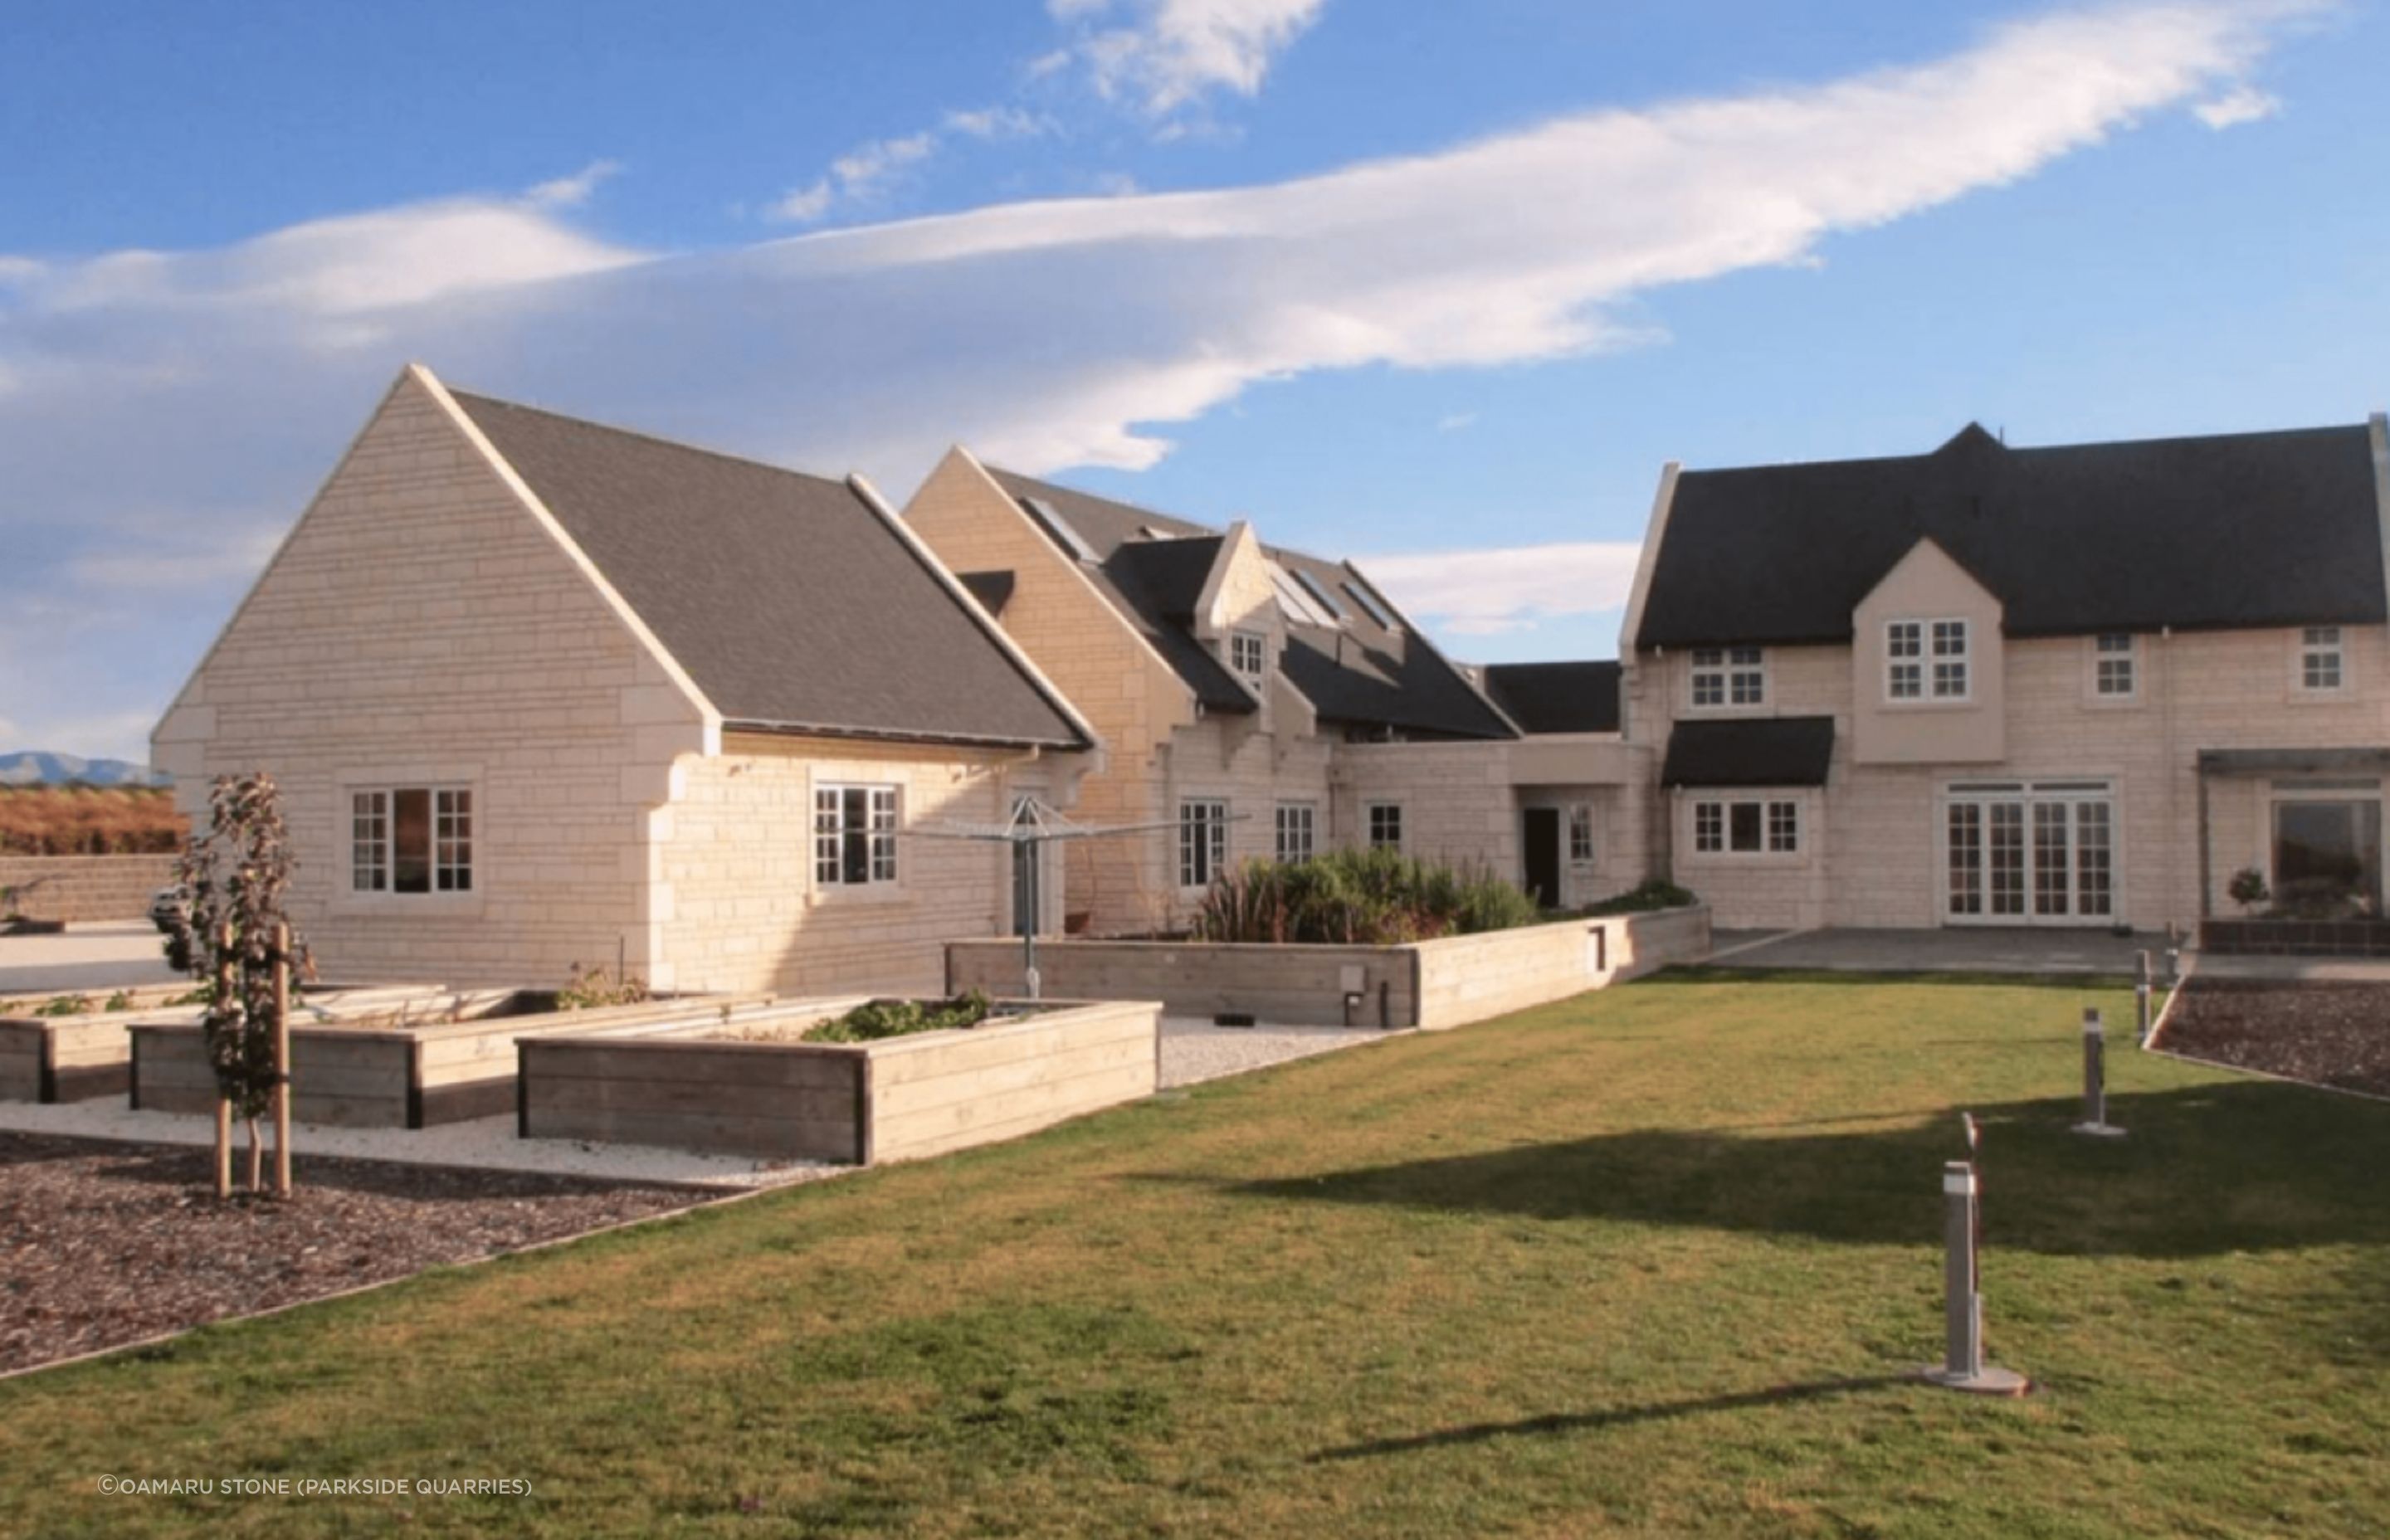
[772,115,1041,225]
[1360,543,1644,637]
[0,0,2319,753]
[1056,0,1328,115]
[2194,83,2281,126]
[768,180,835,223]
[523,159,623,209]
[944,106,1049,141]
[1436,411,1477,433]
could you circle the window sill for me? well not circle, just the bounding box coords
[333,891,488,919]
[807,885,911,908]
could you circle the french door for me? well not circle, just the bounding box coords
[1944,781,2116,925]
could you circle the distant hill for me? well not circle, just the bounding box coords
[0,752,170,788]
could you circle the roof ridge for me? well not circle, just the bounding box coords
[447,387,853,494]
[1685,418,2371,478]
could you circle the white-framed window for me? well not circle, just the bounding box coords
[2299,626,2346,693]
[1888,619,1968,701]
[815,784,899,887]
[350,787,473,894]
[1180,799,1229,887]
[1230,630,1268,686]
[1690,796,1800,856]
[1275,802,1315,864]
[1690,646,1764,709]
[1568,804,1595,863]
[1366,802,1403,851]
[2094,632,2137,699]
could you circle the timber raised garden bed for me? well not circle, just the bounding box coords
[519,996,1163,1164]
[125,991,763,1130]
[1,983,395,1106]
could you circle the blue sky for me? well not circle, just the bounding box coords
[2,0,2382,762]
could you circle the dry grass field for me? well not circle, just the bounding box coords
[0,785,184,856]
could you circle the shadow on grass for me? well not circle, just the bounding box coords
[1312,1374,1912,1461]
[1176,1082,2390,1260]
[1645,967,2142,991]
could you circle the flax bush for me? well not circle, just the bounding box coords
[1193,847,1539,945]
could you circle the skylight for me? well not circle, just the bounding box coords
[1271,569,1334,626]
[1291,568,1346,621]
[1022,496,1098,563]
[1343,578,1396,629]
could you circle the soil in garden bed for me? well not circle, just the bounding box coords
[2161,982,2390,1098]
[0,1131,703,1374]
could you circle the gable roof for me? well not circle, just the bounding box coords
[450,391,1088,749]
[987,468,1514,739]
[1661,716,1836,788]
[1481,661,1622,735]
[1637,421,2388,649]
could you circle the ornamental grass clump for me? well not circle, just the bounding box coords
[805,990,994,1044]
[1193,847,1539,944]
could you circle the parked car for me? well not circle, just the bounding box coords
[148,885,188,934]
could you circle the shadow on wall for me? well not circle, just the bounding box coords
[1156,1082,2390,1262]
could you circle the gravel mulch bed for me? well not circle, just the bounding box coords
[2159,982,2390,1098]
[1,1131,705,1375]
[1160,1017,1395,1089]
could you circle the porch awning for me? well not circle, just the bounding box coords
[1661,716,1836,788]
[2197,747,2390,777]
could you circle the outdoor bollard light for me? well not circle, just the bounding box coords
[2073,1007,2127,1138]
[1918,1148,2030,1396]
[2134,951,2153,1045]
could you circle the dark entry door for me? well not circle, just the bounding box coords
[1523,807,1561,910]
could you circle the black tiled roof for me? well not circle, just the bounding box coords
[988,468,1513,739]
[1482,660,1622,735]
[451,392,1087,748]
[1638,422,2387,649]
[1661,717,1836,788]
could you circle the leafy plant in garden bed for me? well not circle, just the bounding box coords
[802,990,997,1044]
[1576,878,1699,917]
[1193,847,1539,945]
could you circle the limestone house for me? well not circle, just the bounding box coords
[903,449,1653,934]
[1621,416,2390,932]
[152,365,1096,996]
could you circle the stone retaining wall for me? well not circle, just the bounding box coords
[0,856,177,923]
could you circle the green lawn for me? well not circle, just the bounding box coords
[7,972,2388,1538]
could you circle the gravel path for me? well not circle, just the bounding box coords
[1159,1016,1401,1088]
[2158,982,2390,1098]
[0,1131,710,1375]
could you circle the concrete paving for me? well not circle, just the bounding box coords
[1703,926,2170,977]
[0,920,181,995]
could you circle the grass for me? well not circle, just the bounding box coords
[5,972,2388,1537]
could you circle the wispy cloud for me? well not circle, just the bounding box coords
[522,159,624,210]
[2194,82,2281,126]
[771,112,1048,225]
[1055,0,1328,116]
[1361,543,1645,637]
[0,0,2320,754]
[1436,411,1477,433]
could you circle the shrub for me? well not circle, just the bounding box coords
[2226,867,2270,915]
[804,990,994,1044]
[1582,880,1698,916]
[1193,847,1541,945]
[557,963,650,1011]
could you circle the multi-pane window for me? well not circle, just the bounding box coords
[350,787,471,894]
[1366,802,1403,851]
[1691,797,1799,855]
[1275,802,1315,865]
[1230,631,1268,685]
[1886,621,1924,700]
[2300,626,2344,691]
[2095,633,2136,698]
[1568,804,1595,862]
[1888,619,1968,700]
[1180,799,1229,887]
[1690,646,1764,708]
[1931,621,1970,699]
[815,784,898,887]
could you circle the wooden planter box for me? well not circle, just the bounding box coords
[519,997,1163,1164]
[126,992,758,1129]
[0,984,401,1106]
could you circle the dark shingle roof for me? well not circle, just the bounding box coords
[451,392,1086,748]
[1661,717,1836,788]
[1481,661,1622,735]
[1638,422,2387,649]
[987,468,1513,739]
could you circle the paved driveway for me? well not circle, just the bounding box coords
[1706,926,2170,977]
[0,920,180,995]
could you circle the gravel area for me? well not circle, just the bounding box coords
[0,1130,710,1374]
[2158,982,2390,1098]
[1160,1016,1399,1088]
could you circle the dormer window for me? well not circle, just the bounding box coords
[2094,633,2137,699]
[1690,646,1765,709]
[1230,630,1268,685]
[1888,619,1968,702]
[2300,626,2345,693]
